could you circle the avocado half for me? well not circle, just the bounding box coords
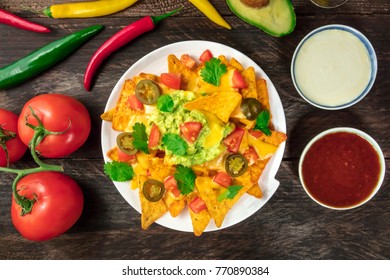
[226,0,296,37]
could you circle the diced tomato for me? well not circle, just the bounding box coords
[189,196,207,214]
[223,127,245,153]
[213,171,232,188]
[249,129,263,139]
[148,124,160,149]
[117,148,136,162]
[199,49,213,63]
[243,146,259,165]
[164,175,181,197]
[180,54,196,70]
[231,70,248,89]
[160,73,181,90]
[180,122,203,144]
[128,94,143,110]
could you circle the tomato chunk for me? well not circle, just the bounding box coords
[180,122,203,144]
[213,171,232,188]
[148,124,161,149]
[180,54,196,70]
[199,49,213,62]
[231,70,248,89]
[164,175,181,197]
[160,73,181,90]
[223,127,245,153]
[243,146,259,165]
[117,148,136,162]
[128,94,144,110]
[189,196,207,214]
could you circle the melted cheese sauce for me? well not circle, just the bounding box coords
[294,29,371,107]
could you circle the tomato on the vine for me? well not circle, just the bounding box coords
[0,109,27,167]
[11,171,84,242]
[17,94,91,158]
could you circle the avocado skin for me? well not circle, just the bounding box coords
[226,0,296,37]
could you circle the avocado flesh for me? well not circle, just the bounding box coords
[226,0,296,37]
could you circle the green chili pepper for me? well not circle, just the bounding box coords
[0,24,103,90]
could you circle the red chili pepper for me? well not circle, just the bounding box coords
[84,8,180,91]
[0,9,50,33]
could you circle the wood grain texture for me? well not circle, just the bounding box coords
[0,0,389,260]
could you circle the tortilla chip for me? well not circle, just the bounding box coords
[168,54,198,91]
[101,108,115,122]
[217,55,229,66]
[139,178,168,230]
[247,184,263,198]
[187,192,212,236]
[235,159,269,190]
[252,130,287,147]
[229,57,244,72]
[241,67,257,99]
[257,78,270,112]
[184,91,241,123]
[195,176,250,228]
[164,193,186,217]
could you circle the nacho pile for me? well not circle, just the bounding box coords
[102,50,286,236]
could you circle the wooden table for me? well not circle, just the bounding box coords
[0,0,389,260]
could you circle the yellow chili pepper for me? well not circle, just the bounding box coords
[43,0,138,18]
[188,0,231,29]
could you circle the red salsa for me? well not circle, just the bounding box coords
[301,132,381,208]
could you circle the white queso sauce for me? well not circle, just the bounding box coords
[294,29,371,107]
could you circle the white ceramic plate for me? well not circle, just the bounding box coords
[101,40,286,232]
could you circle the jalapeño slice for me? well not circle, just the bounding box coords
[241,98,262,121]
[142,179,165,202]
[116,132,138,155]
[225,153,248,177]
[135,79,161,105]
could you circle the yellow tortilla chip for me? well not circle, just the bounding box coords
[235,159,270,189]
[257,78,270,112]
[187,192,211,236]
[164,193,186,217]
[184,91,241,123]
[101,108,115,122]
[252,130,287,147]
[168,54,198,91]
[247,184,263,198]
[139,178,168,230]
[229,57,244,72]
[241,66,257,99]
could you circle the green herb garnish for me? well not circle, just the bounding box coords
[200,57,227,86]
[217,185,243,202]
[104,161,134,182]
[162,133,188,156]
[254,110,272,136]
[132,122,149,154]
[174,165,196,195]
[157,94,174,112]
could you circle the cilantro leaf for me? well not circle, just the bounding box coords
[132,122,149,154]
[157,95,174,112]
[217,185,243,202]
[200,57,227,86]
[174,165,196,195]
[254,110,272,136]
[162,133,187,156]
[104,161,134,182]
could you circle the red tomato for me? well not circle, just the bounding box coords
[17,94,91,158]
[231,70,248,89]
[128,94,144,110]
[148,124,160,149]
[180,54,196,70]
[243,146,259,165]
[213,171,232,188]
[11,171,84,241]
[248,129,263,139]
[189,196,207,214]
[164,175,180,197]
[117,148,136,162]
[199,49,213,62]
[160,73,181,90]
[223,127,245,153]
[0,109,27,167]
[180,122,203,143]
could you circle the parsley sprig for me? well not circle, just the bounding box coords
[254,110,272,136]
[217,185,243,202]
[162,133,188,156]
[200,57,227,86]
[104,161,134,182]
[174,165,196,195]
[157,95,175,112]
[132,122,149,154]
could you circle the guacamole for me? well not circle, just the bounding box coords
[149,90,232,167]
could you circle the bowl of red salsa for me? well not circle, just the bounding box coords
[299,127,385,210]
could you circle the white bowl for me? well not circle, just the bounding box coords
[298,127,385,210]
[291,24,377,110]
